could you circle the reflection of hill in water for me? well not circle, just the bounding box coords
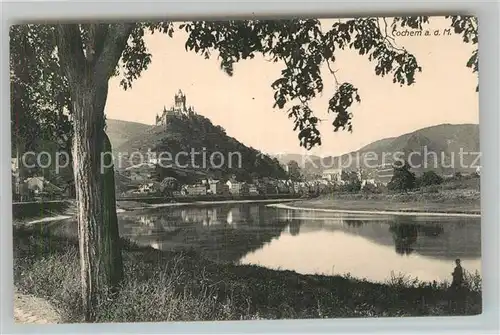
[119,204,288,263]
[275,209,481,260]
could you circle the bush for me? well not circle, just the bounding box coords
[362,183,382,194]
[388,161,416,192]
[419,171,444,187]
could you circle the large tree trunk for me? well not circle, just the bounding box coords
[101,132,124,289]
[71,76,123,321]
[56,23,134,322]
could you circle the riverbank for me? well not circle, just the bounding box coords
[285,188,480,216]
[117,197,298,211]
[12,196,302,222]
[13,225,481,323]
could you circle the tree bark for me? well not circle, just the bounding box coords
[71,75,124,321]
[71,79,115,320]
[56,23,133,322]
[102,132,124,290]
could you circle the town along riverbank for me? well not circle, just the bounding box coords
[13,224,481,323]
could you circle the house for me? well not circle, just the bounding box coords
[24,176,45,194]
[138,182,158,194]
[148,155,173,167]
[11,158,18,174]
[374,164,394,185]
[128,171,147,182]
[293,182,304,194]
[276,180,290,194]
[361,179,377,188]
[226,181,249,195]
[209,180,229,195]
[247,184,259,195]
[125,162,156,181]
[25,176,63,197]
[322,168,342,182]
[225,179,235,191]
[256,182,274,195]
[317,183,331,193]
[279,179,293,187]
[185,185,207,196]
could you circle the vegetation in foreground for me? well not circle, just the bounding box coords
[13,226,481,323]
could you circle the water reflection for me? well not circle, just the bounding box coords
[345,219,366,228]
[390,223,418,255]
[289,220,301,236]
[118,204,291,263]
[49,203,481,282]
[239,207,480,282]
[388,217,446,256]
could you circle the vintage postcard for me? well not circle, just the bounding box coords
[10,15,480,324]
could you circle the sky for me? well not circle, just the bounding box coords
[104,16,479,157]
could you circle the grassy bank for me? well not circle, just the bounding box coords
[12,200,75,221]
[291,179,481,215]
[13,226,481,323]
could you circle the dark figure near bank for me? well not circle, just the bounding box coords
[452,258,464,288]
[449,258,466,313]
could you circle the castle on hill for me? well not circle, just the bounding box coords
[155,89,195,126]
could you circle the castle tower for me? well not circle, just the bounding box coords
[174,89,186,113]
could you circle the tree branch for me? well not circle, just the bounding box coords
[55,24,87,82]
[81,23,110,63]
[93,24,110,60]
[382,18,405,53]
[94,23,136,82]
[326,59,340,88]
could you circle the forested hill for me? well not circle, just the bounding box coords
[306,123,480,175]
[115,113,287,181]
[106,119,152,149]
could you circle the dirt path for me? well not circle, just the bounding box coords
[13,288,62,324]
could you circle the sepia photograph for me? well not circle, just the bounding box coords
[10,15,481,324]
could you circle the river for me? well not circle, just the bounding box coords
[53,202,481,283]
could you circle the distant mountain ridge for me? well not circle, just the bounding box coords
[107,119,480,178]
[305,123,480,175]
[106,119,152,149]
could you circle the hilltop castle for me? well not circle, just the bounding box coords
[155,89,195,126]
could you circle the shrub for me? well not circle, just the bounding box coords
[388,161,416,192]
[419,171,444,187]
[361,183,382,194]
